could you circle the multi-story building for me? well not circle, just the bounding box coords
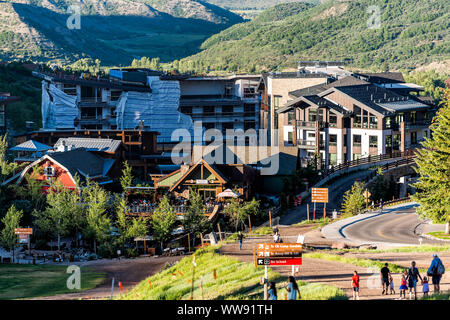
[0,93,20,134]
[178,75,261,143]
[258,71,331,146]
[277,73,435,168]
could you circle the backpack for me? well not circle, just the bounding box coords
[437,260,445,275]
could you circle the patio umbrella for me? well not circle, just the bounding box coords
[216,189,241,198]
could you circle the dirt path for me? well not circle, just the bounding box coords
[220,226,450,300]
[35,255,182,300]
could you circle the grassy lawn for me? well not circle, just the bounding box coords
[303,252,422,273]
[118,246,346,300]
[0,264,106,300]
[224,227,274,243]
[426,232,450,241]
[421,291,450,300]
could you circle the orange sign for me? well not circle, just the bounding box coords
[256,243,303,258]
[14,228,33,235]
[311,188,329,203]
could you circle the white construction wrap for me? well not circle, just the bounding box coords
[116,76,193,142]
[42,81,78,129]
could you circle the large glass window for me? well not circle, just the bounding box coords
[353,134,362,147]
[329,112,337,127]
[369,113,378,129]
[396,113,404,124]
[329,153,338,166]
[288,111,295,124]
[369,136,378,148]
[393,134,401,150]
[411,111,416,124]
[363,109,369,128]
[329,134,337,146]
[411,131,417,145]
[384,117,392,129]
[308,109,317,122]
[354,105,362,128]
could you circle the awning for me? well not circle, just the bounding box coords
[217,189,241,198]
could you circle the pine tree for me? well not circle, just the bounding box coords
[413,88,450,233]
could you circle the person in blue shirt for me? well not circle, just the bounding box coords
[287,276,301,300]
[268,282,277,300]
[428,254,445,293]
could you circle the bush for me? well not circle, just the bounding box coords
[126,247,139,258]
[98,243,116,259]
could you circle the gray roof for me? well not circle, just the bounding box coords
[10,140,53,152]
[49,148,112,178]
[54,138,122,153]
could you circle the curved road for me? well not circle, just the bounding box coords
[343,205,442,246]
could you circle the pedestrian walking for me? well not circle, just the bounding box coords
[273,232,280,243]
[422,276,430,297]
[427,253,445,293]
[237,231,244,251]
[352,271,360,300]
[406,261,422,300]
[268,282,277,300]
[380,263,391,295]
[389,275,396,294]
[287,276,301,300]
[379,199,383,213]
[399,271,408,299]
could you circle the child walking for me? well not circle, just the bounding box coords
[351,271,360,300]
[389,275,396,294]
[399,271,408,299]
[422,276,430,297]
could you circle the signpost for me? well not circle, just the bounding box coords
[256,243,303,299]
[15,228,32,256]
[311,188,329,219]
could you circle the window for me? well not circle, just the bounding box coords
[203,106,215,115]
[288,111,295,124]
[384,117,392,129]
[354,105,362,128]
[353,135,361,147]
[44,166,55,176]
[329,134,337,146]
[274,96,281,110]
[353,153,362,160]
[222,122,234,135]
[329,153,338,166]
[288,132,293,144]
[329,112,337,127]
[308,109,317,122]
[411,131,417,145]
[411,111,416,124]
[369,113,378,129]
[393,134,401,150]
[385,135,392,148]
[244,120,255,131]
[343,134,347,147]
[244,104,255,115]
[395,113,404,124]
[180,106,192,115]
[369,136,378,148]
[222,106,234,115]
[307,132,315,139]
[363,109,369,128]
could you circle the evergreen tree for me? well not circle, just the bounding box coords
[413,88,450,233]
[342,181,365,216]
[0,205,23,263]
[223,198,260,231]
[120,161,133,193]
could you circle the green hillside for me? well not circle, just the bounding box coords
[0,0,243,65]
[176,0,450,73]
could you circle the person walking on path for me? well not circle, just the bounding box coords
[399,271,408,299]
[380,263,391,295]
[351,271,360,300]
[237,231,244,251]
[287,276,301,300]
[427,253,445,293]
[389,275,396,294]
[273,231,280,243]
[406,261,423,300]
[379,199,383,213]
[268,282,277,300]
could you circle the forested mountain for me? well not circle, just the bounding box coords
[176,0,449,73]
[0,0,243,65]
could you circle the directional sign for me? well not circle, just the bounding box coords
[257,258,302,266]
[14,228,33,235]
[311,188,329,203]
[257,243,303,253]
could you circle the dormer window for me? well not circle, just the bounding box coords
[44,166,55,177]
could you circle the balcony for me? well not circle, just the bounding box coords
[405,120,432,130]
[296,139,323,149]
[296,121,326,129]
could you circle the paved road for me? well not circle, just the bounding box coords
[280,169,374,225]
[342,205,442,246]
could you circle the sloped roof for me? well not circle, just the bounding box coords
[10,140,53,152]
[278,95,350,116]
[54,138,122,153]
[354,72,405,84]
[49,149,110,178]
[289,76,369,99]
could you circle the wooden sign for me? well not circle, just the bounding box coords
[311,188,329,203]
[14,228,33,235]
